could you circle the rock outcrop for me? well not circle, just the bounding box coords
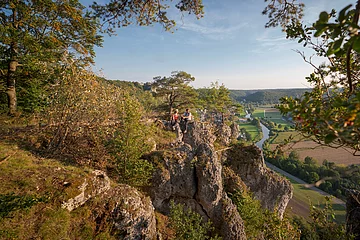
[62,170,111,211]
[182,121,216,150]
[149,122,247,240]
[215,123,232,146]
[149,121,292,238]
[102,185,156,240]
[225,144,293,218]
[230,122,240,140]
[61,170,156,240]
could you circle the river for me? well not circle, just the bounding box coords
[255,123,269,150]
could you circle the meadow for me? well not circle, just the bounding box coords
[270,131,303,144]
[252,107,292,128]
[238,122,262,142]
[286,178,346,223]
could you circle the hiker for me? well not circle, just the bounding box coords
[170,109,180,130]
[181,108,192,133]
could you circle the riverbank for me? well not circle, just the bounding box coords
[255,123,346,222]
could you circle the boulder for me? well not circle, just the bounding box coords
[225,144,293,218]
[105,185,156,240]
[62,170,111,211]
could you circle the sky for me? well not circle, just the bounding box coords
[81,0,355,90]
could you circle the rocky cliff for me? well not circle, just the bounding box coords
[147,121,293,239]
[225,144,293,218]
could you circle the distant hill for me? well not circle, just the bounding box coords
[230,89,310,103]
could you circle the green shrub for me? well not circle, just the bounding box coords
[107,92,155,186]
[169,201,221,240]
[229,191,300,239]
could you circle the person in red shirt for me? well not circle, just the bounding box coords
[170,109,179,129]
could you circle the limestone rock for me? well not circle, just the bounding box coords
[215,123,232,146]
[230,122,240,140]
[225,144,293,218]
[195,143,223,218]
[149,144,197,213]
[148,139,247,240]
[62,170,110,211]
[218,194,247,240]
[222,166,247,194]
[195,144,246,240]
[105,185,157,240]
[183,122,216,150]
[61,170,156,240]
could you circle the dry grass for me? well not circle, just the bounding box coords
[271,140,360,165]
[0,140,117,239]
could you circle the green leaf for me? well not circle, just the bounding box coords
[326,42,335,55]
[332,38,343,52]
[314,24,327,37]
[353,37,360,53]
[319,11,329,23]
[324,133,337,144]
[339,4,353,22]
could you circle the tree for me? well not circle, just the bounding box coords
[309,172,320,183]
[90,0,204,34]
[197,81,236,122]
[0,0,102,115]
[153,71,198,118]
[108,92,154,186]
[304,156,316,165]
[289,151,300,161]
[266,1,360,155]
[262,0,305,29]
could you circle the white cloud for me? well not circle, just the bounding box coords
[179,21,248,35]
[251,28,297,53]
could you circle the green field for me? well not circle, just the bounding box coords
[270,131,303,144]
[252,108,292,128]
[238,122,262,142]
[252,108,281,119]
[289,178,346,223]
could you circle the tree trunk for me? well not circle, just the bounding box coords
[7,8,18,116]
[7,47,18,116]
